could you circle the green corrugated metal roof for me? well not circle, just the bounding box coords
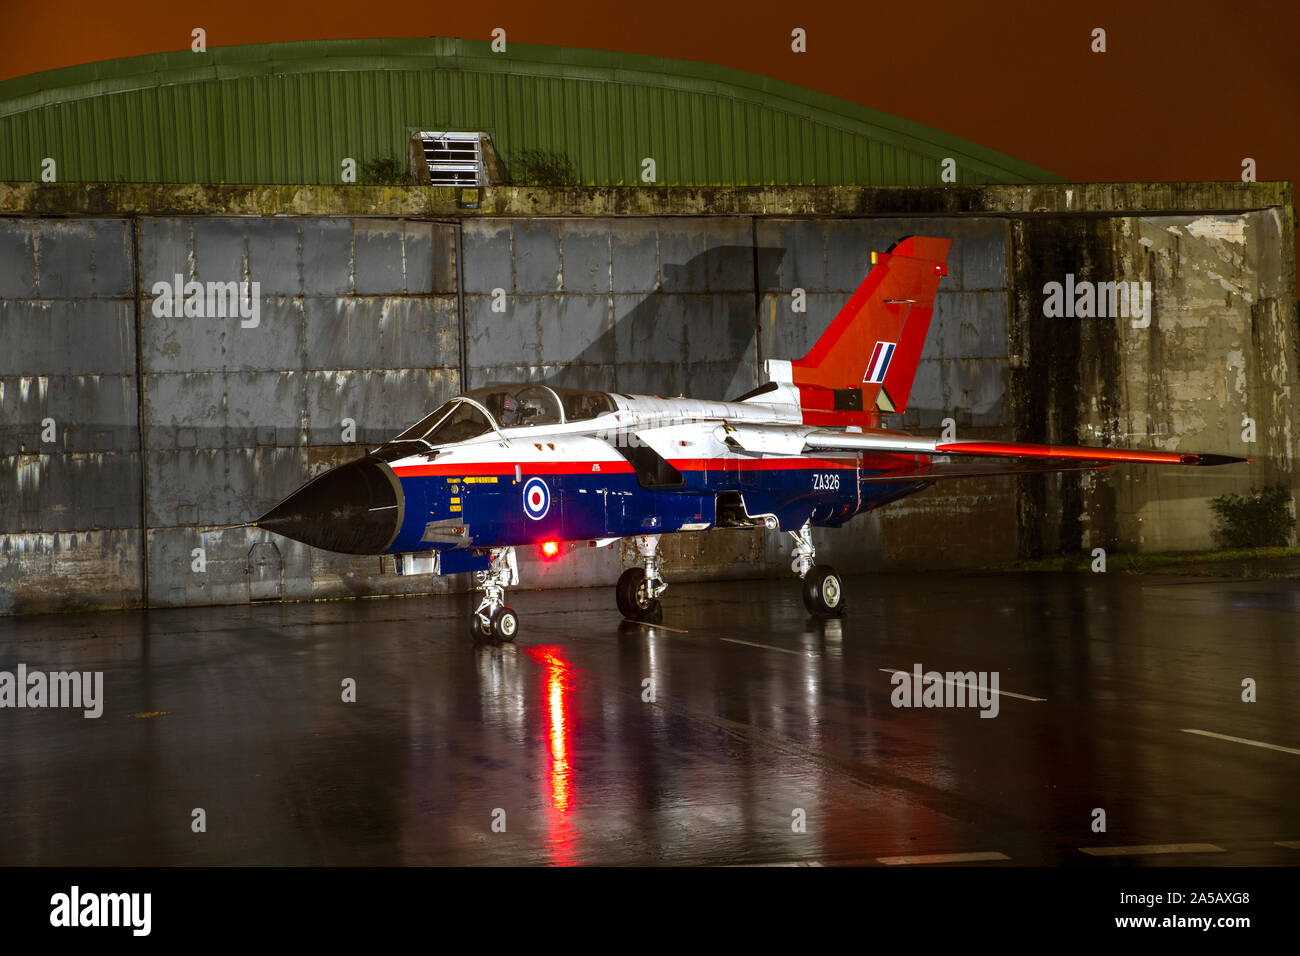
[0,37,1063,187]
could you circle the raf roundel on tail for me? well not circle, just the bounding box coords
[255,236,1249,641]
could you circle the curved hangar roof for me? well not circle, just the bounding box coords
[0,37,1061,187]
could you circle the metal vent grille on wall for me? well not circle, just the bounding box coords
[418,131,490,186]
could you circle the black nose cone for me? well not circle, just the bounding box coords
[258,457,404,554]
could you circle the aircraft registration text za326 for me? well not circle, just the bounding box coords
[252,236,1248,641]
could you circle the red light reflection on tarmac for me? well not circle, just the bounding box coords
[525,645,578,864]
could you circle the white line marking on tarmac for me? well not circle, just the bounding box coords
[722,638,814,657]
[878,851,1010,865]
[625,619,689,634]
[879,668,1046,702]
[1180,728,1300,756]
[1080,843,1226,857]
[1274,841,1300,849]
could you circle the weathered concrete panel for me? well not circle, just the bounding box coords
[927,291,1009,360]
[143,370,307,450]
[1009,210,1298,557]
[306,368,460,447]
[300,220,355,296]
[353,220,447,295]
[466,295,541,367]
[461,220,513,294]
[703,221,756,292]
[144,524,450,609]
[145,446,305,527]
[0,372,137,454]
[609,220,660,293]
[561,223,612,293]
[0,530,141,615]
[0,300,136,376]
[143,296,306,374]
[244,218,304,295]
[656,227,709,292]
[0,219,133,299]
[470,363,614,393]
[146,526,253,608]
[0,223,35,296]
[0,218,142,612]
[303,297,460,370]
[542,296,615,366]
[3,451,140,532]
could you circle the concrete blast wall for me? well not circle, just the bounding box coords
[0,183,1294,614]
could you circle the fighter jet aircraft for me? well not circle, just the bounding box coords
[256,236,1247,640]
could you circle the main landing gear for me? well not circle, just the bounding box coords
[470,547,520,642]
[789,521,845,619]
[616,534,666,623]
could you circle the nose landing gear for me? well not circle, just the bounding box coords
[470,547,521,641]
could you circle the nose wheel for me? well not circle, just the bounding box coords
[470,548,521,642]
[471,605,519,642]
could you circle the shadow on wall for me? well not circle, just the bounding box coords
[494,245,790,403]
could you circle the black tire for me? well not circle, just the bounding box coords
[801,564,845,618]
[491,606,519,642]
[469,611,493,641]
[616,568,658,619]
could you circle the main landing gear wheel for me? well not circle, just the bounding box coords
[786,521,845,619]
[617,535,667,624]
[617,568,663,623]
[802,564,845,618]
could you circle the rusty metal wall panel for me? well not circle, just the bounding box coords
[0,218,141,613]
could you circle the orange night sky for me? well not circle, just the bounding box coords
[2,0,1297,196]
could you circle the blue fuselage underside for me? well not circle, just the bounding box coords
[386,465,924,554]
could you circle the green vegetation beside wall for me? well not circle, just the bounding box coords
[1210,487,1297,549]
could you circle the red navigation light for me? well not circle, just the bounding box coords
[541,541,559,558]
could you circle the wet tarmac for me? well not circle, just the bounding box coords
[1,572,1298,866]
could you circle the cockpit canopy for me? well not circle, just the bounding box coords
[392,384,615,446]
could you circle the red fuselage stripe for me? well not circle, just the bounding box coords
[668,456,858,471]
[393,461,634,477]
[392,456,863,477]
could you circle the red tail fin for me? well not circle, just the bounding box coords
[786,236,950,417]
